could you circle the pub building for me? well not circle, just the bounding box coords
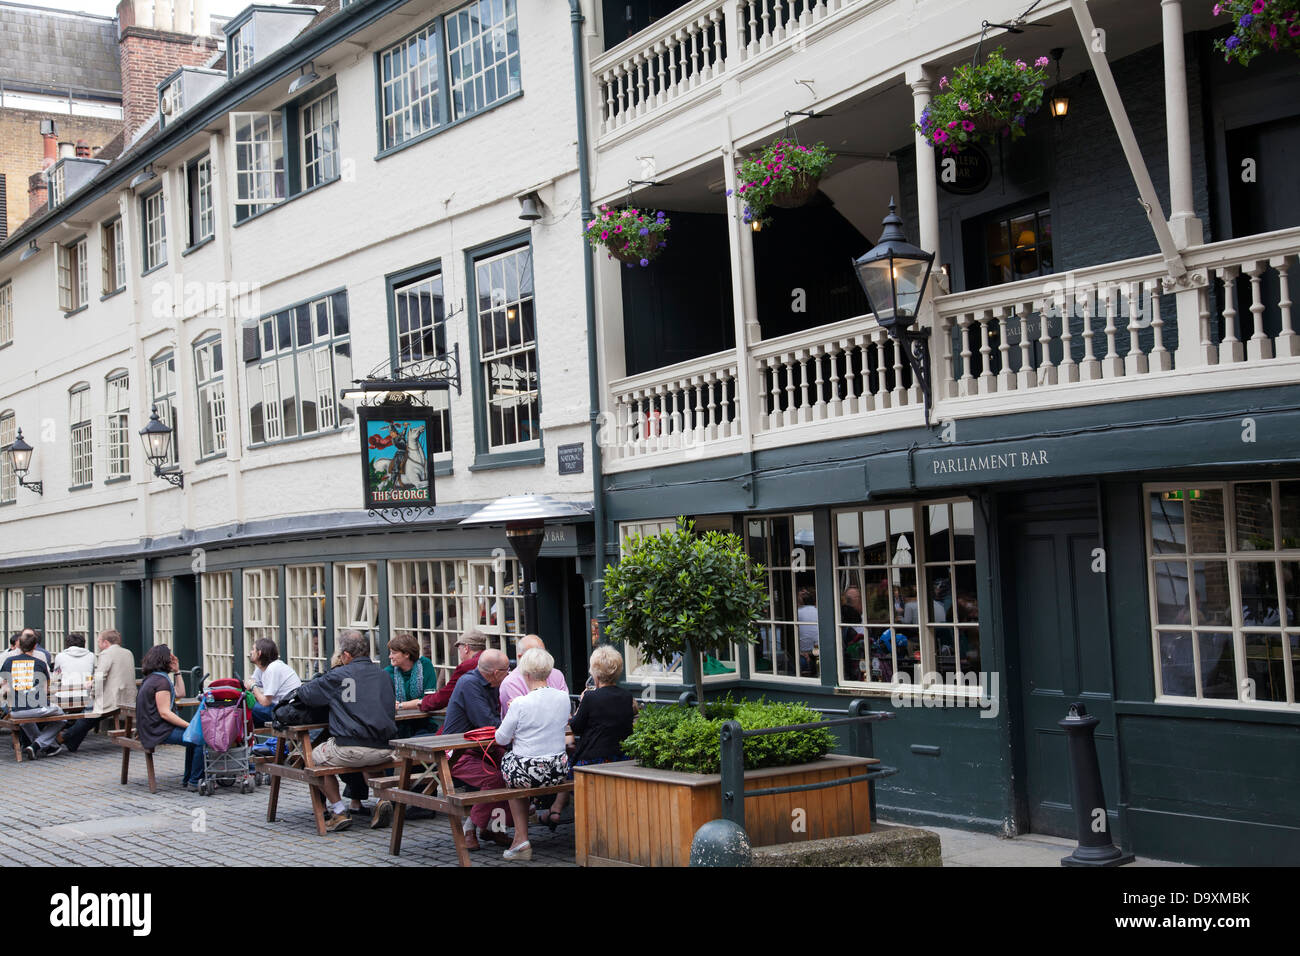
[0,1,603,709]
[591,0,1300,865]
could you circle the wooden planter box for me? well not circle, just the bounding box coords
[574,754,876,867]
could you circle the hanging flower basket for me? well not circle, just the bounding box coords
[584,205,671,267]
[731,139,836,227]
[914,48,1050,155]
[1212,1,1300,66]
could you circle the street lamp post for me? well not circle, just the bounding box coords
[852,199,937,425]
[139,406,184,488]
[7,429,43,496]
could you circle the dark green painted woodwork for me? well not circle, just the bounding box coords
[120,582,144,660]
[1119,715,1300,865]
[22,586,43,637]
[1000,488,1119,841]
[172,575,200,674]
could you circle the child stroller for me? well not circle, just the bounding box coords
[198,678,258,796]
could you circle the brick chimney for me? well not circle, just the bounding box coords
[75,140,92,158]
[117,0,219,141]
[28,171,48,218]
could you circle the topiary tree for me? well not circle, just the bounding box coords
[603,517,767,713]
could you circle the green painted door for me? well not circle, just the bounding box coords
[1007,510,1119,839]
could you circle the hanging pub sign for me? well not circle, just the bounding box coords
[359,405,437,511]
[937,143,992,195]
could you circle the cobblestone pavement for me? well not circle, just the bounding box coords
[0,731,577,867]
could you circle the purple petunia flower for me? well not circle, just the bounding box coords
[639,227,649,236]
[640,258,649,267]
[1226,34,1242,48]
[1240,13,1253,26]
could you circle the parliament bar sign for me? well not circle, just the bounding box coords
[930,448,1051,476]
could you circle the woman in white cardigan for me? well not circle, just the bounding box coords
[494,647,571,861]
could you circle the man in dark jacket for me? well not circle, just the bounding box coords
[295,630,397,833]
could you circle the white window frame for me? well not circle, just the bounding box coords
[8,587,24,635]
[388,559,465,685]
[152,578,174,646]
[230,22,255,76]
[833,498,983,697]
[286,564,328,679]
[243,567,280,651]
[202,571,235,680]
[57,237,88,312]
[230,111,285,222]
[93,582,116,637]
[150,352,178,467]
[102,218,126,295]
[44,585,65,653]
[69,385,93,487]
[246,292,353,446]
[47,164,65,207]
[473,245,540,453]
[1146,481,1300,710]
[392,271,452,459]
[300,89,340,190]
[467,556,525,659]
[141,189,167,272]
[194,335,227,458]
[187,155,214,246]
[105,371,131,479]
[68,585,89,640]
[0,281,12,346]
[0,411,15,505]
[745,513,819,684]
[618,520,685,684]
[335,562,379,660]
[445,0,522,119]
[379,21,443,150]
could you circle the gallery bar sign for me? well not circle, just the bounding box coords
[359,405,437,510]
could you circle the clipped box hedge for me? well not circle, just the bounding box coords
[622,696,835,775]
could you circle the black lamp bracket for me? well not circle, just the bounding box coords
[17,476,43,496]
[153,465,184,489]
[889,325,935,428]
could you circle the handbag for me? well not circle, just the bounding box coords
[182,701,206,746]
[271,687,328,729]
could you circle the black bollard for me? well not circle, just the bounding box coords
[1058,702,1134,866]
[689,819,752,867]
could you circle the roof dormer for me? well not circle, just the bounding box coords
[159,67,226,129]
[223,4,321,80]
[46,157,109,211]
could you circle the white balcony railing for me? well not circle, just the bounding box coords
[608,348,742,462]
[592,0,864,137]
[751,312,922,433]
[603,228,1300,471]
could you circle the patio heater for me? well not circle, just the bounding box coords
[852,199,937,425]
[460,494,590,638]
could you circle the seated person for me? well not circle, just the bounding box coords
[570,645,636,773]
[135,644,202,788]
[244,638,302,727]
[61,630,136,753]
[293,630,397,833]
[417,630,487,714]
[500,634,569,713]
[386,632,437,736]
[495,648,573,849]
[0,633,20,667]
[53,633,96,706]
[438,648,519,851]
[0,630,68,758]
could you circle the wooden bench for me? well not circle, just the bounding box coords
[0,707,86,762]
[110,700,199,792]
[265,758,404,835]
[386,733,575,866]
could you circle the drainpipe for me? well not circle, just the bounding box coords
[570,0,608,632]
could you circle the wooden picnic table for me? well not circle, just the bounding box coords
[259,711,435,835]
[1,702,91,761]
[385,732,574,868]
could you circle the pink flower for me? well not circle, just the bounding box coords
[962,120,975,132]
[600,231,608,239]
[1291,21,1300,36]
[1212,3,1222,14]
[1013,92,1022,101]
[933,130,950,144]
[939,75,948,88]
[959,99,971,111]
[1035,56,1049,67]
[985,92,995,101]
[947,120,959,129]
[1252,0,1265,10]
[1015,59,1027,70]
